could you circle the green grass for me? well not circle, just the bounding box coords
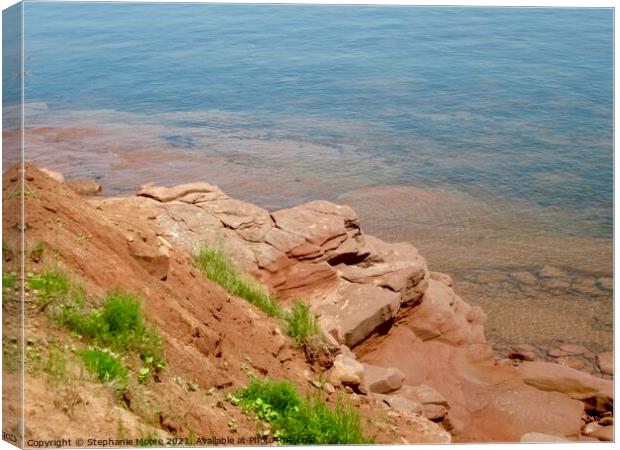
[80,348,128,390]
[237,377,372,445]
[7,187,36,199]
[26,267,165,380]
[284,300,320,347]
[192,246,328,357]
[61,290,164,372]
[28,268,71,301]
[3,273,16,289]
[192,246,281,318]
[2,341,19,371]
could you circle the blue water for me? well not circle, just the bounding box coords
[9,3,614,236]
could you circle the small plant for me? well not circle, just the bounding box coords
[236,377,372,445]
[80,348,128,390]
[28,268,71,302]
[7,187,36,199]
[192,246,281,318]
[2,341,19,371]
[2,273,16,289]
[279,392,371,445]
[284,300,320,346]
[61,290,165,373]
[137,367,151,384]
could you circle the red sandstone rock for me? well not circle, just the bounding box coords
[337,235,428,305]
[519,432,570,442]
[597,277,613,291]
[66,178,102,195]
[114,176,613,443]
[518,361,613,411]
[361,364,406,394]
[138,181,225,202]
[327,354,364,387]
[404,279,486,346]
[589,425,613,441]
[539,265,567,278]
[597,351,613,376]
[379,395,423,415]
[272,261,338,298]
[40,168,65,183]
[316,282,401,347]
[510,271,538,285]
[547,344,589,358]
[430,271,453,287]
[553,356,586,371]
[127,239,170,281]
[197,197,273,243]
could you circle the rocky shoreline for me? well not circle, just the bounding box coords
[16,166,615,442]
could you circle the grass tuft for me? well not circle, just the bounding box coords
[80,348,128,390]
[28,268,70,302]
[238,377,372,445]
[284,300,320,347]
[192,246,331,361]
[61,290,164,372]
[3,273,16,289]
[192,246,281,318]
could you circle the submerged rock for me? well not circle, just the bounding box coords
[519,432,570,442]
[539,265,567,278]
[547,344,589,358]
[510,271,538,285]
[597,351,613,376]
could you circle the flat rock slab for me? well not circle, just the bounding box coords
[589,424,613,442]
[404,279,486,346]
[66,178,101,195]
[539,265,567,278]
[40,168,65,183]
[317,282,401,347]
[379,394,423,415]
[327,354,365,387]
[271,204,349,248]
[547,344,589,358]
[401,384,448,407]
[362,363,406,394]
[138,182,225,203]
[473,385,585,442]
[597,351,613,376]
[519,361,613,410]
[520,432,570,442]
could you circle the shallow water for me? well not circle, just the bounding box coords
[4,4,613,351]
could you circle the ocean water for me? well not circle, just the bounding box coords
[4,3,614,351]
